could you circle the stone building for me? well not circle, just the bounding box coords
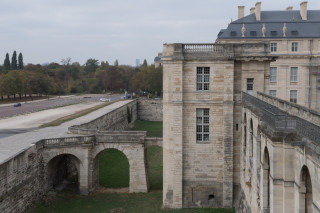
[217,2,320,110]
[162,2,320,213]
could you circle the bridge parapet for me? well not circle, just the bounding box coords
[35,136,95,148]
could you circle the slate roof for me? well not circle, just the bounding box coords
[218,10,320,39]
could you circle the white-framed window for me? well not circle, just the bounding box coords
[270,43,277,52]
[292,42,298,52]
[196,108,209,142]
[290,67,298,82]
[197,67,210,91]
[270,67,277,82]
[290,90,297,103]
[269,90,277,97]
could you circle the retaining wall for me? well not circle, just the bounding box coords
[137,98,163,121]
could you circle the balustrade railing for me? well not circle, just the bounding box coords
[182,44,232,53]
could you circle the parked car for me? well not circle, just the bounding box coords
[99,98,110,102]
[14,102,21,107]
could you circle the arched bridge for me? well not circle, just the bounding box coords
[36,131,163,195]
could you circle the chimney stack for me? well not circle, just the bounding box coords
[287,6,293,11]
[255,2,261,21]
[300,1,308,20]
[250,7,255,14]
[238,6,245,19]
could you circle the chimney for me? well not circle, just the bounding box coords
[300,1,308,20]
[238,6,245,19]
[287,6,293,11]
[255,2,261,21]
[250,7,255,14]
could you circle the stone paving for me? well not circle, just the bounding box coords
[0,100,132,164]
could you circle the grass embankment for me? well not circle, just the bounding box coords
[39,101,116,128]
[131,120,163,137]
[34,191,234,213]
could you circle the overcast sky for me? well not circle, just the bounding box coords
[0,0,319,66]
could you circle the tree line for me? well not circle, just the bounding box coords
[0,55,162,102]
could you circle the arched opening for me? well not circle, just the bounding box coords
[243,113,247,152]
[250,118,253,157]
[47,154,80,192]
[263,147,270,211]
[257,126,262,168]
[146,145,163,190]
[299,165,313,213]
[95,148,129,189]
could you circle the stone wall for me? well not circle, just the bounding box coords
[137,98,163,121]
[240,93,320,213]
[69,100,137,132]
[0,146,46,213]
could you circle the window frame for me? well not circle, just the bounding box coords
[196,108,210,143]
[291,42,298,52]
[270,67,277,82]
[270,43,277,52]
[196,67,210,91]
[269,90,277,97]
[290,90,297,103]
[290,67,298,82]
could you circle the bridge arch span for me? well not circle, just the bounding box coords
[89,142,149,193]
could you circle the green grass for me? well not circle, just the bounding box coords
[33,191,235,213]
[131,120,163,137]
[98,149,129,188]
[147,146,163,190]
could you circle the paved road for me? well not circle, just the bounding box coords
[0,94,123,119]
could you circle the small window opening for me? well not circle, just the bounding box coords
[208,194,215,201]
[236,124,239,131]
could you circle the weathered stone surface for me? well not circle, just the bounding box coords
[137,98,163,121]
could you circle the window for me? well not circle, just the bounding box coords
[290,90,297,103]
[292,42,298,52]
[290,67,298,82]
[270,43,277,52]
[196,108,209,142]
[270,67,277,82]
[270,31,278,36]
[269,90,277,97]
[247,78,254,95]
[197,67,210,91]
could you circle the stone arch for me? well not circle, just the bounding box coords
[46,154,81,192]
[249,118,253,157]
[94,148,130,188]
[299,165,313,213]
[262,147,270,211]
[90,144,148,193]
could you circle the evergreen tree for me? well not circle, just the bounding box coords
[11,51,17,70]
[114,59,119,66]
[18,53,24,69]
[3,53,10,70]
[142,59,148,67]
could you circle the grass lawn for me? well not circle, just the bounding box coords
[131,120,163,137]
[33,191,234,213]
[99,149,129,188]
[147,146,163,190]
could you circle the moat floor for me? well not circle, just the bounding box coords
[33,191,235,213]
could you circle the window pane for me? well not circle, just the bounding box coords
[197,117,202,124]
[203,83,209,90]
[196,109,203,116]
[196,108,210,142]
[203,109,209,116]
[197,75,202,82]
[197,83,202,90]
[203,117,209,124]
[197,134,202,141]
[203,75,210,82]
[203,134,209,141]
[203,125,209,132]
[196,67,210,91]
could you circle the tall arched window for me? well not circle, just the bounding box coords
[300,165,313,213]
[249,119,253,157]
[263,147,270,211]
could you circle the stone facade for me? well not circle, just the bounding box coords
[162,41,320,212]
[162,43,275,209]
[217,2,320,110]
[137,98,163,121]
